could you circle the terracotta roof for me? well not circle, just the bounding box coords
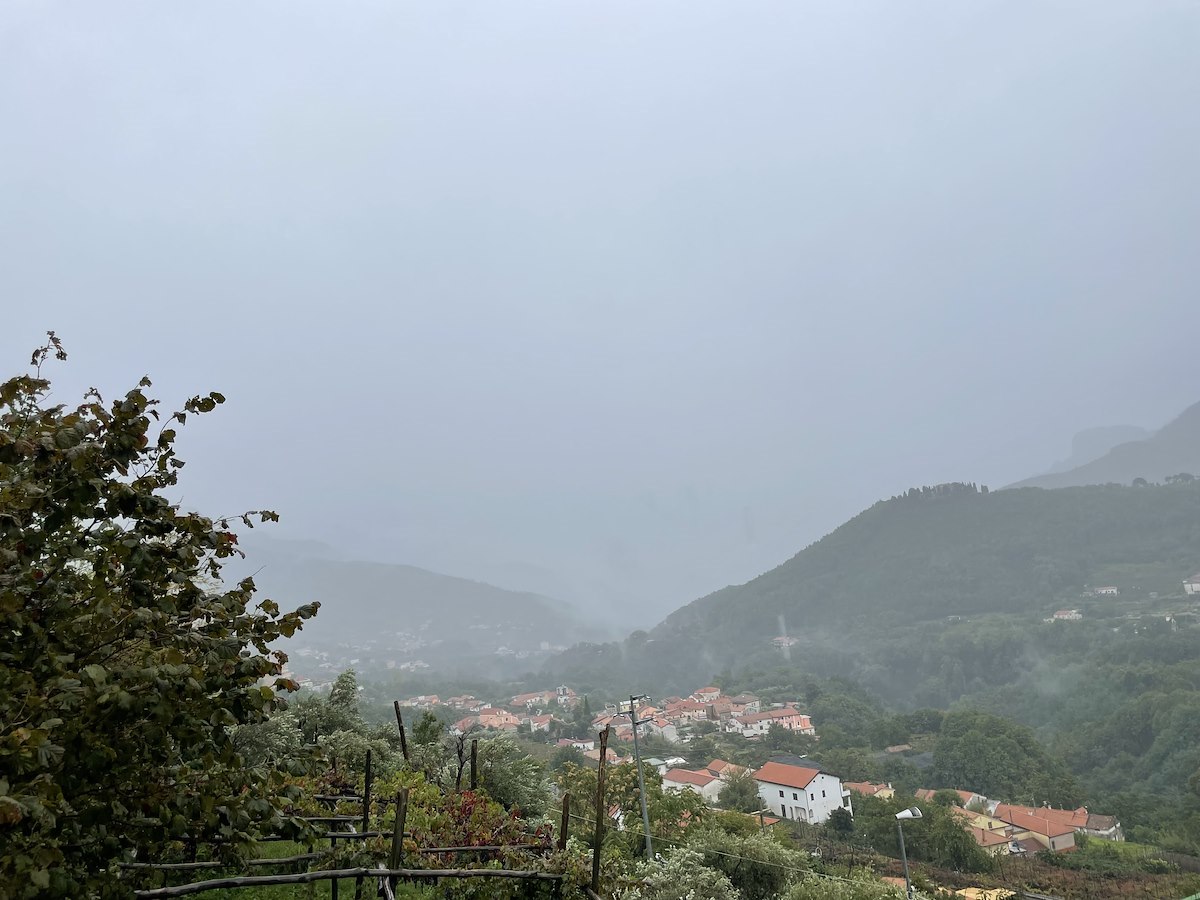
[994,806,1075,838]
[845,781,890,796]
[969,827,1012,848]
[754,761,821,790]
[994,803,1086,831]
[663,768,718,787]
[916,788,980,805]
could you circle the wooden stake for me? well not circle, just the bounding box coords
[388,788,409,892]
[558,793,570,851]
[393,701,410,762]
[362,749,373,832]
[356,750,372,900]
[591,726,610,895]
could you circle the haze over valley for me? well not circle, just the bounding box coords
[5,4,1200,898]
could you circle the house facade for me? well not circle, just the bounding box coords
[754,761,851,824]
[729,706,815,738]
[662,768,723,803]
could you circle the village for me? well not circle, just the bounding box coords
[397,681,1126,860]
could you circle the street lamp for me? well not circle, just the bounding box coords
[894,806,922,899]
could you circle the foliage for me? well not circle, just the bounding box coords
[555,758,707,848]
[932,710,1081,807]
[616,847,740,900]
[850,794,996,874]
[689,825,811,900]
[1037,835,1177,876]
[0,338,318,897]
[474,733,552,817]
[718,768,764,812]
[779,874,903,899]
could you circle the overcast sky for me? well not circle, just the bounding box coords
[3,2,1199,625]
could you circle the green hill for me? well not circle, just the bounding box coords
[545,481,1200,698]
[544,480,1200,850]
[230,538,601,667]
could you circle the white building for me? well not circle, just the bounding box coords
[1184,573,1200,595]
[662,768,723,804]
[754,761,851,824]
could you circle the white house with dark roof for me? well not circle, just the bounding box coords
[754,760,851,824]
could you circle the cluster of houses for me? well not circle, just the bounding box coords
[398,686,580,735]
[591,685,817,745]
[844,783,1123,854]
[401,683,819,746]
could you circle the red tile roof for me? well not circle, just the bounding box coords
[845,781,890,797]
[994,803,1087,831]
[994,806,1075,838]
[754,761,821,790]
[969,827,1012,848]
[664,768,718,787]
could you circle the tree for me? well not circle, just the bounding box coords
[619,848,739,900]
[691,826,811,900]
[0,337,319,897]
[718,768,763,812]
[475,734,552,816]
[827,806,854,835]
[556,760,705,846]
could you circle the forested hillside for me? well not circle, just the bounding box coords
[544,481,1200,851]
[547,481,1200,694]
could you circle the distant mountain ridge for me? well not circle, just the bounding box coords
[228,537,599,655]
[1009,401,1200,489]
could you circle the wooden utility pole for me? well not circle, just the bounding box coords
[591,726,610,895]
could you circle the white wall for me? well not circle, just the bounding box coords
[756,773,851,824]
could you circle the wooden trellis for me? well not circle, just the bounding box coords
[126,727,581,899]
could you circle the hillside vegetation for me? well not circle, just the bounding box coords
[545,481,1200,851]
[548,481,1200,694]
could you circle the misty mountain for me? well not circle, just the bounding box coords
[1009,401,1200,489]
[1044,424,1150,474]
[544,481,1200,697]
[229,538,603,661]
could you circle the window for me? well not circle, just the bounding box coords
[792,792,798,800]
[822,790,826,798]
[779,790,784,797]
[810,793,815,801]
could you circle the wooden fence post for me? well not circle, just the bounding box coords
[362,749,373,831]
[353,750,372,900]
[591,726,610,896]
[558,793,570,851]
[393,701,410,763]
[389,788,409,893]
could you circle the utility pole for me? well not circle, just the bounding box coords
[627,694,654,860]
